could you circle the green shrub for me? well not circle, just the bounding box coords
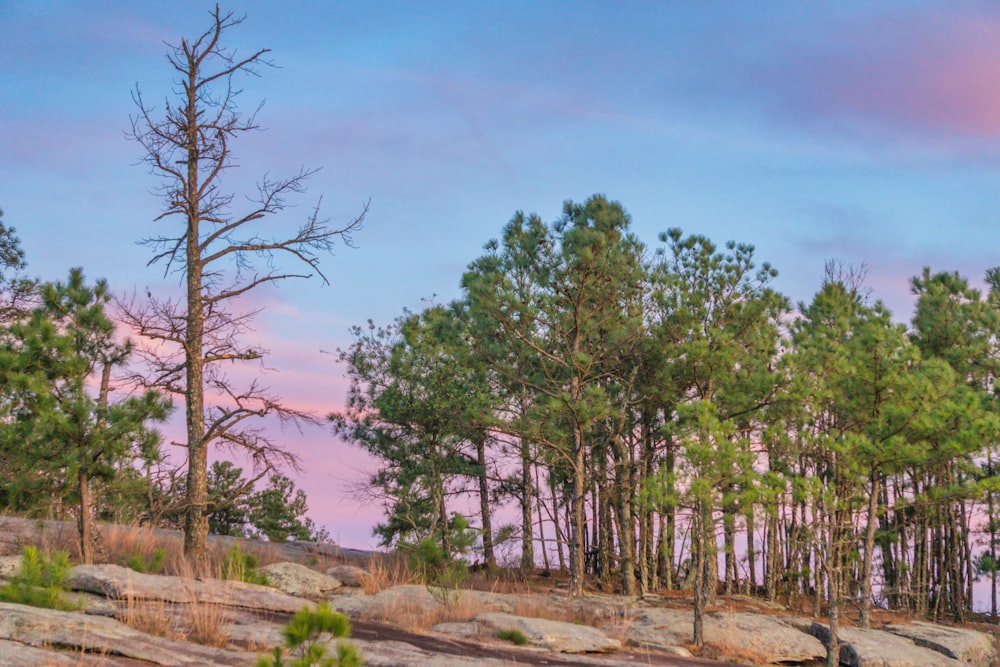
[124,547,166,574]
[0,546,79,610]
[496,628,528,645]
[256,602,362,667]
[221,544,269,586]
[401,514,481,608]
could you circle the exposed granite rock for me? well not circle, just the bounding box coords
[326,563,368,587]
[257,561,342,597]
[884,621,997,667]
[332,584,513,618]
[808,621,964,667]
[625,607,826,663]
[473,611,621,653]
[67,563,309,613]
[0,602,256,665]
[0,556,20,579]
[0,638,133,666]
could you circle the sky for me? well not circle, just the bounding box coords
[3,2,1000,551]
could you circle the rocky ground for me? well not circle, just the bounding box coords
[0,517,996,666]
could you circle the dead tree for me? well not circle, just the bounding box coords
[123,6,365,566]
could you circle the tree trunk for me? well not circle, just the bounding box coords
[476,437,495,568]
[79,361,113,565]
[520,435,534,571]
[570,422,587,596]
[723,494,736,595]
[551,474,566,572]
[535,461,550,571]
[692,501,706,647]
[746,506,757,593]
[658,512,673,590]
[616,451,636,596]
[78,468,93,565]
[859,471,880,629]
[660,442,676,590]
[827,505,844,667]
[183,60,209,570]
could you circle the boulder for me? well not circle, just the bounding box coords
[808,622,963,667]
[0,556,20,580]
[622,607,691,650]
[0,601,255,665]
[706,611,826,664]
[67,563,309,613]
[473,611,621,653]
[257,561,342,597]
[625,607,826,663]
[884,621,998,667]
[326,563,368,587]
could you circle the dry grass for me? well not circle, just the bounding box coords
[97,523,285,581]
[182,592,231,647]
[99,524,185,574]
[117,579,232,648]
[357,588,487,633]
[120,593,183,641]
[361,553,418,594]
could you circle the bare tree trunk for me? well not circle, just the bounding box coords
[859,471,880,629]
[827,507,844,667]
[746,506,757,593]
[551,474,566,572]
[535,461,550,571]
[181,52,209,569]
[660,442,676,590]
[79,361,113,565]
[766,504,780,601]
[658,512,673,590]
[78,469,93,565]
[723,494,736,595]
[476,437,495,568]
[616,459,636,596]
[692,501,707,647]
[570,421,587,596]
[520,434,534,571]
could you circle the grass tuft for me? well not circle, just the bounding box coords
[497,628,528,645]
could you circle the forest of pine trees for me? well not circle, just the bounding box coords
[5,190,1000,627]
[335,194,1000,624]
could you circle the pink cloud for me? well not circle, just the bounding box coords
[727,8,1000,148]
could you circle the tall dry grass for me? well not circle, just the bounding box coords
[117,578,232,648]
[361,553,418,594]
[356,588,486,633]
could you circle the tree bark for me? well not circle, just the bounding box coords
[692,501,706,647]
[78,468,93,565]
[859,471,880,629]
[520,434,534,572]
[476,437,495,568]
[570,419,587,596]
[182,51,209,568]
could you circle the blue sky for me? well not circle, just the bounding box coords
[4,2,1000,547]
